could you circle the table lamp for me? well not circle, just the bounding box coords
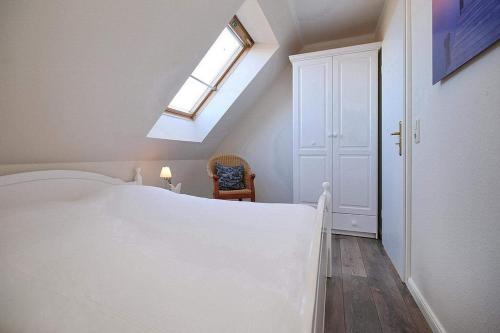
[160,166,172,187]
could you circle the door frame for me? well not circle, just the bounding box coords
[403,0,413,283]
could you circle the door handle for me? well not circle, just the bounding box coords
[390,121,402,156]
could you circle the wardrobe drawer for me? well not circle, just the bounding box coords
[332,213,377,234]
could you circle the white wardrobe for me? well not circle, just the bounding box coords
[290,42,380,238]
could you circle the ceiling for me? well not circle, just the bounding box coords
[287,0,386,44]
[0,0,300,164]
[0,0,386,164]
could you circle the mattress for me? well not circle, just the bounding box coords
[0,185,318,333]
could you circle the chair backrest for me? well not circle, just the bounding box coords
[207,154,253,188]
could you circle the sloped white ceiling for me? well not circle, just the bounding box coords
[0,0,384,164]
[0,0,300,164]
[287,0,385,44]
[147,1,280,143]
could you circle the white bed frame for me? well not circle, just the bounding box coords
[0,169,142,209]
[309,182,332,333]
[0,168,143,187]
[0,169,331,333]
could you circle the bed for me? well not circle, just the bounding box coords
[0,169,331,333]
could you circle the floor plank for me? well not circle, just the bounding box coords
[325,235,432,333]
[380,245,433,333]
[331,235,343,277]
[371,287,416,333]
[325,277,346,333]
[397,285,433,333]
[357,237,415,333]
[342,274,382,333]
[339,237,367,277]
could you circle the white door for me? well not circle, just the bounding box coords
[292,57,332,206]
[332,51,378,217]
[381,0,406,279]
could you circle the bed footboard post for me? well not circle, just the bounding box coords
[134,168,143,185]
[321,182,332,279]
[311,182,332,333]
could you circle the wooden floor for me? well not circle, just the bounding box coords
[325,235,432,333]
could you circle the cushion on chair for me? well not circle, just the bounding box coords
[215,163,245,190]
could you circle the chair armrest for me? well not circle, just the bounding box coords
[249,174,256,190]
[212,175,220,197]
[249,174,256,202]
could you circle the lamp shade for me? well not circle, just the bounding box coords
[160,166,172,179]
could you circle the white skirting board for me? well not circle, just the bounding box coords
[407,278,446,333]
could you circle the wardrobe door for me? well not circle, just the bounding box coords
[332,51,378,216]
[292,57,332,205]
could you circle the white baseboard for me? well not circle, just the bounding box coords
[407,278,446,333]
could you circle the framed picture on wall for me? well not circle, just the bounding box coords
[432,0,500,84]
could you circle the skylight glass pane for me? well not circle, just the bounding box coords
[168,77,209,114]
[191,27,243,86]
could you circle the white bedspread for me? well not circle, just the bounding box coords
[0,185,318,333]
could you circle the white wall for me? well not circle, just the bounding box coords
[410,0,500,332]
[216,67,293,203]
[0,160,211,198]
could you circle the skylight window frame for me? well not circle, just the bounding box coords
[165,16,254,119]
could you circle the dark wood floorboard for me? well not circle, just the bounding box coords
[343,274,383,333]
[325,235,431,333]
[331,235,343,277]
[357,238,415,333]
[325,277,346,333]
[339,237,367,277]
[380,244,433,333]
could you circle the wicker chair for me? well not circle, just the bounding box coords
[207,154,256,202]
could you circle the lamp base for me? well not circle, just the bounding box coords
[162,178,171,189]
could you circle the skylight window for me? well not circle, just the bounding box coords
[166,16,254,118]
